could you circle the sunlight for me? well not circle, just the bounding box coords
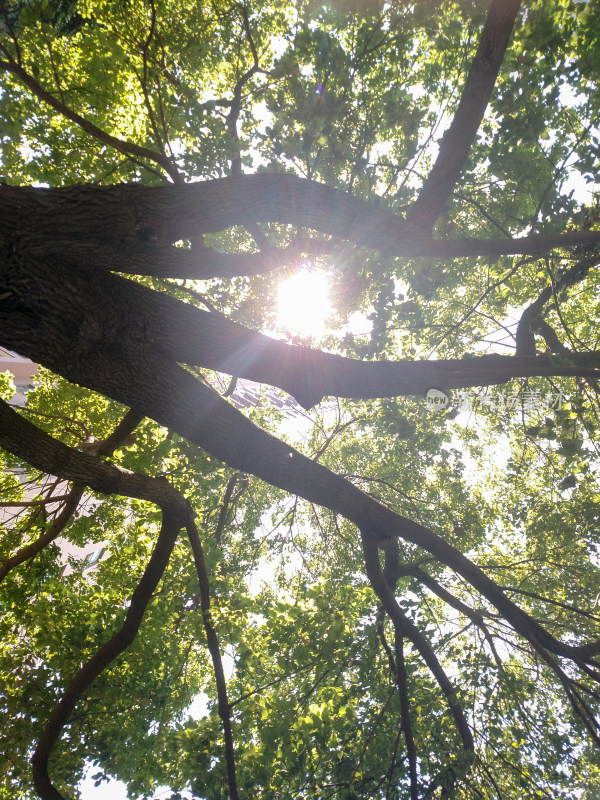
[276,269,331,338]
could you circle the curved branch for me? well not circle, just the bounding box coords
[516,255,597,355]
[362,531,474,755]
[5,179,600,261]
[32,508,184,800]
[0,486,84,582]
[0,59,180,182]
[0,399,177,507]
[0,408,143,582]
[0,401,190,800]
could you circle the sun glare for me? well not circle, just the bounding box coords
[276,269,331,338]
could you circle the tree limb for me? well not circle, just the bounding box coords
[5,178,600,262]
[58,237,333,279]
[0,58,180,182]
[32,506,184,800]
[394,633,418,800]
[5,253,599,413]
[405,0,522,231]
[0,407,143,582]
[516,254,597,355]
[362,530,475,755]
[186,517,240,800]
[6,325,591,669]
[0,401,191,800]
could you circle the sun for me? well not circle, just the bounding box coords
[276,269,331,339]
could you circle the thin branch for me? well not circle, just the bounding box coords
[0,407,143,582]
[0,487,84,583]
[0,493,72,508]
[361,530,475,756]
[185,518,240,800]
[394,633,419,800]
[226,3,261,178]
[213,472,247,545]
[0,58,180,182]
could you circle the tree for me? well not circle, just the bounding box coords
[1,0,600,797]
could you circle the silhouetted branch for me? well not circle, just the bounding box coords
[394,633,419,800]
[0,400,190,800]
[214,472,247,545]
[32,507,184,800]
[406,0,521,230]
[516,255,597,355]
[0,57,180,181]
[0,406,143,582]
[362,530,474,771]
[186,517,240,800]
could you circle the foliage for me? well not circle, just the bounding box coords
[1,1,600,799]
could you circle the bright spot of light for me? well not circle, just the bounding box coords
[276,269,331,338]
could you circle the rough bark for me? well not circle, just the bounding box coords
[1,247,598,413]
[3,180,599,271]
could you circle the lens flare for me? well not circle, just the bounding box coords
[276,270,331,338]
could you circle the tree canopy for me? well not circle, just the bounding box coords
[2,0,600,798]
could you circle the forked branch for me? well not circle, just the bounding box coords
[0,399,240,800]
[0,408,143,582]
[362,532,475,783]
[0,57,180,182]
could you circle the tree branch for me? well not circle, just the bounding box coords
[60,237,333,279]
[5,178,600,262]
[362,530,475,756]
[394,633,418,800]
[186,518,240,800]
[226,3,261,178]
[32,506,184,800]
[0,400,191,800]
[405,0,522,231]
[6,253,599,413]
[516,254,597,355]
[213,472,247,545]
[10,327,592,669]
[0,58,180,182]
[0,407,143,582]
